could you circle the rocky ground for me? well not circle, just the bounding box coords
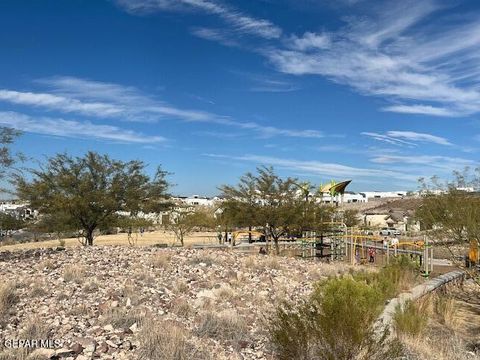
[0,246,355,360]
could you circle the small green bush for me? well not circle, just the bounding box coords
[393,300,427,337]
[270,258,417,360]
[353,255,417,301]
[270,277,390,360]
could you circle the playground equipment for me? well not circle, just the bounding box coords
[300,221,347,260]
[420,236,433,277]
[345,233,433,274]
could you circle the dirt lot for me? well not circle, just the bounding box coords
[0,230,219,251]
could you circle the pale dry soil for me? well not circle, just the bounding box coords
[0,230,219,252]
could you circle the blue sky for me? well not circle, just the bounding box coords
[0,0,479,195]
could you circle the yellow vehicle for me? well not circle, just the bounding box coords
[468,240,479,266]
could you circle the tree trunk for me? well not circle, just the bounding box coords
[273,236,280,255]
[248,225,252,243]
[85,229,94,246]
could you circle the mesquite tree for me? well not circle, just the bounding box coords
[15,151,170,245]
[219,166,304,254]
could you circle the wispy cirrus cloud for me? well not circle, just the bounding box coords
[385,131,452,146]
[0,76,323,139]
[286,32,331,51]
[0,111,166,144]
[190,27,239,47]
[116,0,480,118]
[264,0,480,117]
[114,0,282,39]
[370,154,476,171]
[203,153,419,182]
[362,130,452,147]
[361,132,416,147]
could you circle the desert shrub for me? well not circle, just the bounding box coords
[393,300,427,337]
[269,259,417,360]
[138,320,208,360]
[352,255,417,301]
[0,282,18,320]
[270,276,388,360]
[133,269,155,285]
[0,349,28,360]
[68,303,89,317]
[214,284,236,301]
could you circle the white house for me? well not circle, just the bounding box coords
[183,195,216,207]
[360,191,407,200]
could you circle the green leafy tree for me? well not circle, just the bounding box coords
[167,205,215,246]
[15,151,170,246]
[0,213,24,238]
[220,166,306,254]
[342,209,361,228]
[416,168,480,244]
[27,212,77,242]
[0,127,23,194]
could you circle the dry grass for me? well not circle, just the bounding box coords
[188,253,216,267]
[433,294,457,327]
[68,303,89,317]
[195,309,248,344]
[264,255,282,270]
[170,297,192,318]
[242,255,258,270]
[120,283,142,306]
[36,259,56,271]
[0,282,18,320]
[0,317,54,360]
[138,320,208,360]
[101,307,148,329]
[29,282,48,298]
[213,284,236,302]
[63,264,86,283]
[401,334,469,360]
[150,252,172,269]
[394,300,428,337]
[133,270,155,286]
[172,279,189,294]
[21,316,51,339]
[82,279,99,293]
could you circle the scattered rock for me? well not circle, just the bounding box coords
[71,342,84,354]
